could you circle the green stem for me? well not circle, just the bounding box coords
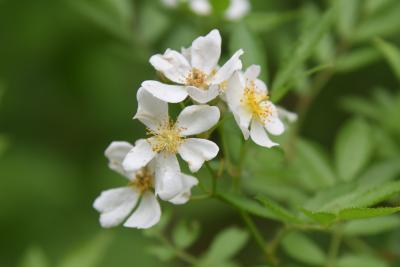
[325,226,343,267]
[239,211,271,263]
[157,234,198,265]
[266,226,292,264]
[234,140,248,191]
[205,161,218,195]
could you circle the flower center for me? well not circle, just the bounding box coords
[129,167,153,193]
[241,80,272,122]
[147,118,185,153]
[185,68,209,89]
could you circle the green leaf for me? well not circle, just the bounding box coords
[218,192,278,220]
[245,11,297,34]
[58,232,112,267]
[334,119,373,181]
[229,23,268,81]
[172,220,200,249]
[271,4,336,102]
[358,158,400,189]
[301,209,337,225]
[353,2,400,42]
[139,2,170,44]
[294,139,336,188]
[343,216,400,236]
[202,227,249,264]
[281,232,326,266]
[374,38,400,82]
[320,181,400,212]
[337,255,389,267]
[147,245,175,262]
[18,246,50,267]
[336,0,360,39]
[338,207,400,220]
[335,47,381,73]
[256,195,304,224]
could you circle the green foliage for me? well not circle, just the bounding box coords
[229,23,267,81]
[172,220,201,249]
[58,233,112,267]
[271,4,336,101]
[199,227,248,267]
[374,38,400,82]
[334,119,373,182]
[18,246,50,267]
[343,216,400,236]
[337,255,388,267]
[281,232,326,265]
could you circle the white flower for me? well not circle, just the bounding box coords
[142,29,243,104]
[123,88,220,174]
[226,65,285,148]
[224,0,250,20]
[93,141,198,229]
[188,0,212,15]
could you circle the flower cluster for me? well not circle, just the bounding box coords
[161,0,250,21]
[93,29,294,229]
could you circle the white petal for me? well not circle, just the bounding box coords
[244,65,261,81]
[149,49,191,84]
[224,0,250,20]
[104,141,133,176]
[177,105,220,136]
[265,115,285,136]
[181,46,191,62]
[191,29,221,74]
[161,0,179,8]
[154,153,184,201]
[123,192,161,229]
[212,49,243,84]
[122,139,156,172]
[134,87,168,131]
[188,0,212,16]
[233,107,252,139]
[187,85,220,103]
[169,174,198,205]
[254,79,268,92]
[226,71,245,109]
[178,138,219,172]
[250,119,278,148]
[277,106,298,122]
[141,80,188,103]
[93,187,139,228]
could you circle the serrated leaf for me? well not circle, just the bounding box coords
[229,23,268,81]
[338,207,400,220]
[334,119,373,181]
[172,220,200,249]
[271,4,336,102]
[18,246,50,267]
[147,245,175,262]
[301,209,337,225]
[294,139,336,188]
[202,227,249,264]
[281,232,326,266]
[218,192,277,220]
[58,233,112,267]
[320,181,400,212]
[335,47,381,73]
[374,38,400,82]
[343,216,400,236]
[337,255,388,267]
[256,195,303,224]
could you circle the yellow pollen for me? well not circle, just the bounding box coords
[241,80,272,122]
[219,80,228,91]
[185,68,208,89]
[129,168,153,193]
[147,118,184,153]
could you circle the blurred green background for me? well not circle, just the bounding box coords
[1,0,400,266]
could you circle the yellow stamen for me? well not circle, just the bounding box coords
[129,167,153,193]
[185,68,208,89]
[241,80,272,122]
[147,118,185,153]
